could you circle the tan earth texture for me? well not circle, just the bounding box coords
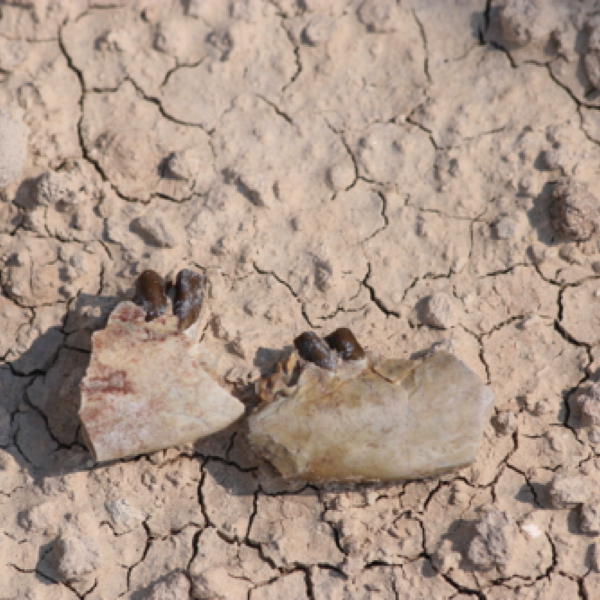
[2,0,600,598]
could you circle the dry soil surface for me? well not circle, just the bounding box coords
[2,1,600,598]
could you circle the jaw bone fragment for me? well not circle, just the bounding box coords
[79,270,244,462]
[248,328,495,482]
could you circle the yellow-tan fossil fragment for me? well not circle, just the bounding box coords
[79,272,244,463]
[248,330,495,482]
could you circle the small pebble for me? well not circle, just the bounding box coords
[419,292,459,329]
[533,400,551,416]
[520,314,541,329]
[493,411,517,435]
[494,216,518,239]
[303,13,335,45]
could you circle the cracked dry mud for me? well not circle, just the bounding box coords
[3,0,600,598]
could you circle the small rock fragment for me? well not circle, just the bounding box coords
[419,293,459,329]
[494,216,518,239]
[492,411,517,435]
[314,259,333,292]
[432,539,461,574]
[131,214,179,248]
[571,381,600,428]
[580,501,600,535]
[235,171,274,208]
[20,502,59,535]
[303,14,336,46]
[165,148,202,181]
[548,472,593,508]
[35,169,84,206]
[0,106,29,188]
[497,0,545,47]
[52,535,101,582]
[105,498,145,534]
[550,177,600,241]
[327,161,354,191]
[533,399,551,416]
[357,0,399,33]
[143,571,191,600]
[540,148,562,171]
[467,509,516,570]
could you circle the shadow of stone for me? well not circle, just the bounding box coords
[12,176,39,211]
[435,517,480,574]
[566,504,593,537]
[515,483,540,510]
[193,419,245,463]
[527,181,559,246]
[11,326,65,376]
[129,570,190,600]
[1,292,123,480]
[413,296,437,328]
[203,457,257,499]
[63,293,120,352]
[253,345,293,377]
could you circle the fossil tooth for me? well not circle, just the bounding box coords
[248,342,495,482]
[133,269,168,322]
[293,331,336,371]
[174,269,207,332]
[324,327,365,361]
[79,300,244,463]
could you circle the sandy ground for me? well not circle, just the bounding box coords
[2,0,600,598]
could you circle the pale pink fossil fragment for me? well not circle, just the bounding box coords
[79,288,244,462]
[248,329,495,482]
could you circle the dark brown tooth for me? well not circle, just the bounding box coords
[324,327,365,361]
[133,270,168,322]
[293,331,336,371]
[173,269,207,331]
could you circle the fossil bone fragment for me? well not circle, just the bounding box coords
[79,270,244,462]
[248,329,495,482]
